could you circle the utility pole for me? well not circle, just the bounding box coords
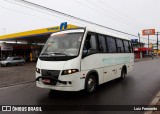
[138,33,142,58]
[148,35,150,55]
[156,32,159,57]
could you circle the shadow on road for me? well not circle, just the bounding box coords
[42,75,135,103]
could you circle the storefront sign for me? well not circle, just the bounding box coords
[142,29,155,36]
[0,43,13,51]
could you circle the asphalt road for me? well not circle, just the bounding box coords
[0,59,160,114]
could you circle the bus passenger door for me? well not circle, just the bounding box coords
[103,65,118,82]
[81,33,104,84]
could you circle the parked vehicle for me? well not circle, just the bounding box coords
[0,56,25,67]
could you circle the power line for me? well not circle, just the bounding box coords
[3,0,67,21]
[74,0,156,41]
[74,0,132,31]
[84,0,157,42]
[0,5,57,22]
[3,0,90,28]
[3,0,157,42]
[97,1,159,42]
[3,0,92,27]
[5,0,138,37]
[98,0,146,28]
[85,0,143,30]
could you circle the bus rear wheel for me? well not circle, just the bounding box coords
[85,75,97,93]
[21,62,24,66]
[6,63,10,67]
[120,68,126,80]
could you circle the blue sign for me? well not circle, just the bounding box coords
[60,22,67,30]
[131,39,138,43]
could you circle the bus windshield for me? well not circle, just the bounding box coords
[41,31,84,57]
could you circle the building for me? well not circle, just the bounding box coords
[0,23,78,61]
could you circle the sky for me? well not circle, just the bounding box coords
[0,0,160,44]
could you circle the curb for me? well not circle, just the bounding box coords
[135,58,151,62]
[144,91,160,114]
[135,57,160,62]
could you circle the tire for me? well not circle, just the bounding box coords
[120,68,126,80]
[21,62,24,66]
[85,74,97,93]
[6,63,10,67]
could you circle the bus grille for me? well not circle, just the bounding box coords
[41,69,60,85]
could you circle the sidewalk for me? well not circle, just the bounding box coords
[135,56,159,62]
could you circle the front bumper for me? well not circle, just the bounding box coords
[36,72,85,91]
[36,76,67,85]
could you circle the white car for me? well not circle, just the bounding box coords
[0,56,25,67]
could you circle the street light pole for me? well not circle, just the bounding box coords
[148,35,149,55]
[138,33,142,58]
[156,32,159,56]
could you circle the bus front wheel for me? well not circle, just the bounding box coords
[85,74,97,93]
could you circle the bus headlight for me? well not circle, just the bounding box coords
[62,69,79,75]
[36,68,41,73]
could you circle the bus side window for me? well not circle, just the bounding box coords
[98,35,107,52]
[84,34,91,50]
[83,33,98,55]
[123,40,130,53]
[128,41,133,53]
[116,39,124,53]
[106,36,117,53]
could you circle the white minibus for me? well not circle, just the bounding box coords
[36,27,134,93]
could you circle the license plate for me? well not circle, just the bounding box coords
[42,79,51,84]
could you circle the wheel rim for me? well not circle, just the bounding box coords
[87,77,95,92]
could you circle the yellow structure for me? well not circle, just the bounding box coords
[153,50,160,53]
[0,23,79,61]
[0,24,78,40]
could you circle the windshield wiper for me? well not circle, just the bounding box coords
[40,52,54,57]
[41,53,49,55]
[50,52,68,56]
[40,52,68,58]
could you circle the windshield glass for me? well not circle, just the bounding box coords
[6,57,13,61]
[41,30,84,57]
